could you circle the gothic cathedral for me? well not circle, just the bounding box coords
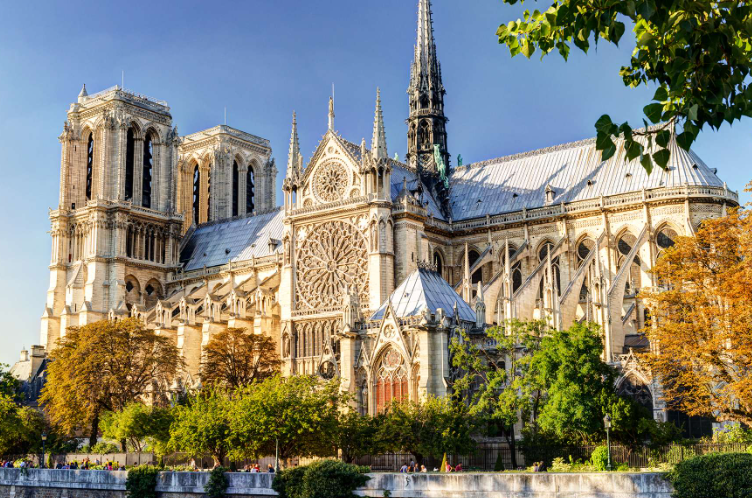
[26,0,738,419]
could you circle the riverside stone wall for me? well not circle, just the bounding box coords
[0,468,672,498]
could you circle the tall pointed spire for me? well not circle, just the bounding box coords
[407,0,450,217]
[287,111,301,179]
[371,88,388,160]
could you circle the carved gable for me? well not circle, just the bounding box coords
[299,133,363,208]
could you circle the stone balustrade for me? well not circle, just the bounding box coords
[0,468,672,498]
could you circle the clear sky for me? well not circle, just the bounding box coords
[0,0,749,366]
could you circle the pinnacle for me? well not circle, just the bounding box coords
[371,87,388,160]
[78,84,88,97]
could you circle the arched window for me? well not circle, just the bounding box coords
[617,232,641,295]
[125,128,135,201]
[246,165,255,214]
[468,249,483,285]
[576,238,595,268]
[232,161,240,217]
[192,165,200,225]
[85,133,94,201]
[657,227,678,254]
[538,241,561,298]
[418,120,431,149]
[142,133,153,208]
[512,265,522,293]
[375,346,409,413]
[433,251,443,276]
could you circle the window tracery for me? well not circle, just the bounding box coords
[375,346,408,413]
[295,220,368,310]
[313,161,348,203]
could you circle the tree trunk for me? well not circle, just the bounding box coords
[120,439,127,452]
[507,425,518,469]
[89,412,100,447]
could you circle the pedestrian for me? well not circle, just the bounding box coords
[267,464,275,473]
[399,463,408,473]
[455,463,463,472]
[420,465,427,473]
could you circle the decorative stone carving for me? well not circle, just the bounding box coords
[313,161,348,203]
[295,220,369,309]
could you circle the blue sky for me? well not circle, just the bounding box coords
[0,0,750,366]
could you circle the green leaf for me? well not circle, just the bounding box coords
[595,115,614,134]
[596,133,617,161]
[638,0,656,20]
[676,131,696,151]
[686,104,699,122]
[655,129,671,148]
[653,86,668,102]
[640,154,654,174]
[612,22,626,45]
[644,103,664,123]
[652,148,671,169]
[521,40,536,58]
[625,140,643,162]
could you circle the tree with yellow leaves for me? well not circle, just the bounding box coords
[645,197,752,425]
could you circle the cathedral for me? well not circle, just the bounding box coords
[23,0,739,420]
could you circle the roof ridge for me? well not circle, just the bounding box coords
[454,124,671,174]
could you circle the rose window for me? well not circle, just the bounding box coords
[313,161,348,203]
[295,220,368,310]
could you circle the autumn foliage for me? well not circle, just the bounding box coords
[200,328,281,389]
[645,205,752,424]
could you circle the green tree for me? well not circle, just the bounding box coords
[101,402,173,453]
[335,411,384,464]
[201,328,281,390]
[0,394,44,456]
[40,319,181,445]
[450,319,545,468]
[496,1,752,172]
[168,388,232,466]
[227,375,343,464]
[378,396,476,465]
[0,364,21,402]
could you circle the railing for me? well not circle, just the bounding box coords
[5,443,748,472]
[85,85,169,107]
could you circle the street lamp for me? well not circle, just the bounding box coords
[41,433,47,469]
[603,415,612,471]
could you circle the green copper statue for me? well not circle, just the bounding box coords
[433,144,450,189]
[457,154,463,167]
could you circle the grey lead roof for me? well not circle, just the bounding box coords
[370,267,476,322]
[449,137,724,221]
[180,208,284,271]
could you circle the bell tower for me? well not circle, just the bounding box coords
[406,0,449,186]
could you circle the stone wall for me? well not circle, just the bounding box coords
[0,469,672,498]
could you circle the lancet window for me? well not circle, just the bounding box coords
[142,133,153,208]
[232,161,240,217]
[85,133,94,201]
[375,347,409,413]
[125,128,135,201]
[192,165,200,225]
[246,165,255,214]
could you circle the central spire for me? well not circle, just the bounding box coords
[407,0,451,217]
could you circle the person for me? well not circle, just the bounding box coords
[445,461,453,472]
[399,463,408,473]
[420,465,427,473]
[267,464,275,473]
[455,463,463,472]
[250,464,259,473]
[71,461,78,470]
[407,464,414,473]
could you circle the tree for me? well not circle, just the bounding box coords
[227,375,343,464]
[644,206,752,425]
[450,319,545,467]
[335,411,384,464]
[378,396,476,466]
[496,1,752,172]
[101,402,173,453]
[40,318,181,445]
[0,394,44,456]
[530,322,622,443]
[168,388,232,466]
[0,364,21,403]
[201,328,281,390]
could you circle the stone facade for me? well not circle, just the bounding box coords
[28,0,739,421]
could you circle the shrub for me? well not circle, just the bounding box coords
[273,460,369,498]
[494,452,504,471]
[669,453,752,498]
[205,466,229,498]
[590,446,610,471]
[125,465,159,498]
